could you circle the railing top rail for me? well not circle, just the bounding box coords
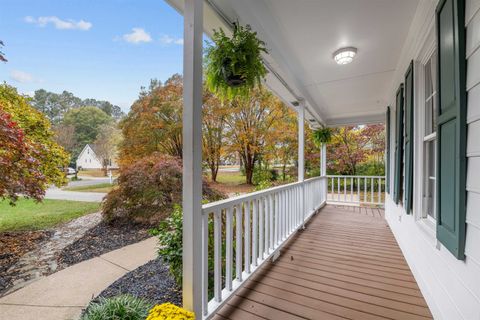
[202,175,326,212]
[326,175,385,179]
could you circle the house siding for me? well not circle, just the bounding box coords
[385,0,480,319]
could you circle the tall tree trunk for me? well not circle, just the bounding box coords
[210,164,218,182]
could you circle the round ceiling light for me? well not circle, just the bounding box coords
[333,47,357,65]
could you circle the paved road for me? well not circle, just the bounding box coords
[45,187,106,202]
[66,177,113,188]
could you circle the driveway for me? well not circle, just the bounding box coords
[45,188,106,203]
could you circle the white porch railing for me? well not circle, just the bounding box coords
[326,175,385,206]
[200,176,327,318]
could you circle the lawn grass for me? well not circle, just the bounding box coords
[214,171,246,185]
[64,183,115,193]
[0,199,101,232]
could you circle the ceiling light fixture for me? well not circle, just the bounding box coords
[333,47,357,65]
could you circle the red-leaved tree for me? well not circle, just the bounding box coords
[0,111,46,202]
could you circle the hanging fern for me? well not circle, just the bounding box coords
[205,23,268,99]
[312,127,333,145]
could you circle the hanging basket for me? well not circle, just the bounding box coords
[313,128,333,145]
[205,23,268,99]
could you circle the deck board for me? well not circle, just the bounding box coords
[213,205,432,320]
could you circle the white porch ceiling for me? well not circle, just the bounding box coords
[167,0,420,127]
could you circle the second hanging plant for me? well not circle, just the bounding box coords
[205,23,268,99]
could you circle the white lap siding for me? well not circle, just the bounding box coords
[384,0,480,319]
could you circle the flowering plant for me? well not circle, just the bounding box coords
[146,303,195,320]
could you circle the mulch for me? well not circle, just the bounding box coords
[96,257,182,306]
[57,221,152,269]
[0,230,52,291]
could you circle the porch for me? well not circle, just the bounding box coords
[210,204,432,320]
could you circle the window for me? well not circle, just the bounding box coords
[422,51,437,220]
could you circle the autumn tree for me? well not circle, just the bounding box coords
[119,75,183,165]
[202,90,227,182]
[327,125,385,175]
[0,84,69,202]
[264,103,297,181]
[93,123,122,175]
[225,89,283,184]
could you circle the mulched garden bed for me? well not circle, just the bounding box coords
[57,221,151,269]
[0,230,52,291]
[96,257,182,306]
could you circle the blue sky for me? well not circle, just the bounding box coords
[0,0,186,112]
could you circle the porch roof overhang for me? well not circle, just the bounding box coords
[167,0,419,127]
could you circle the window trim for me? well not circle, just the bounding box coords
[413,23,437,235]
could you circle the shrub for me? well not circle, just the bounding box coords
[146,303,194,320]
[81,295,152,320]
[102,153,225,224]
[150,204,183,285]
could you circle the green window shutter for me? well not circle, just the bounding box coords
[404,62,414,214]
[436,0,467,259]
[386,107,391,194]
[393,85,404,205]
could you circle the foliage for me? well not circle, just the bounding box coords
[205,23,268,99]
[225,89,283,184]
[62,106,113,158]
[327,125,385,175]
[102,153,225,224]
[0,110,45,202]
[202,90,227,182]
[31,89,124,123]
[0,199,100,232]
[93,123,122,175]
[0,40,7,62]
[146,303,195,320]
[312,127,333,145]
[150,204,183,285]
[0,84,69,203]
[119,76,183,165]
[81,295,152,320]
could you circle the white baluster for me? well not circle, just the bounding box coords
[252,199,258,267]
[225,207,233,291]
[213,209,222,302]
[235,206,242,281]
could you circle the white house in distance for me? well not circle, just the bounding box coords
[76,144,118,170]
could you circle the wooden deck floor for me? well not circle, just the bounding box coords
[213,205,432,320]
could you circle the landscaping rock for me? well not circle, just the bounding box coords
[58,220,151,269]
[0,212,102,296]
[96,258,182,306]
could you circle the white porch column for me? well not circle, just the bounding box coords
[321,143,327,201]
[298,101,305,181]
[321,143,326,176]
[182,0,203,316]
[298,100,305,225]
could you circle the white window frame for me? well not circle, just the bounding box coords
[414,25,437,234]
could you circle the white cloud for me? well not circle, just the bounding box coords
[10,70,34,83]
[122,28,152,44]
[24,16,92,31]
[160,35,183,45]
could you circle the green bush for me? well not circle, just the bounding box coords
[81,295,152,320]
[150,204,183,285]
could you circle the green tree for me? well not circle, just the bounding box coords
[63,106,113,159]
[0,84,69,202]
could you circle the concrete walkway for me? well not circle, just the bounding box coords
[0,237,158,320]
[45,187,106,203]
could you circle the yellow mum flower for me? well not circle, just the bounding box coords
[146,303,195,320]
